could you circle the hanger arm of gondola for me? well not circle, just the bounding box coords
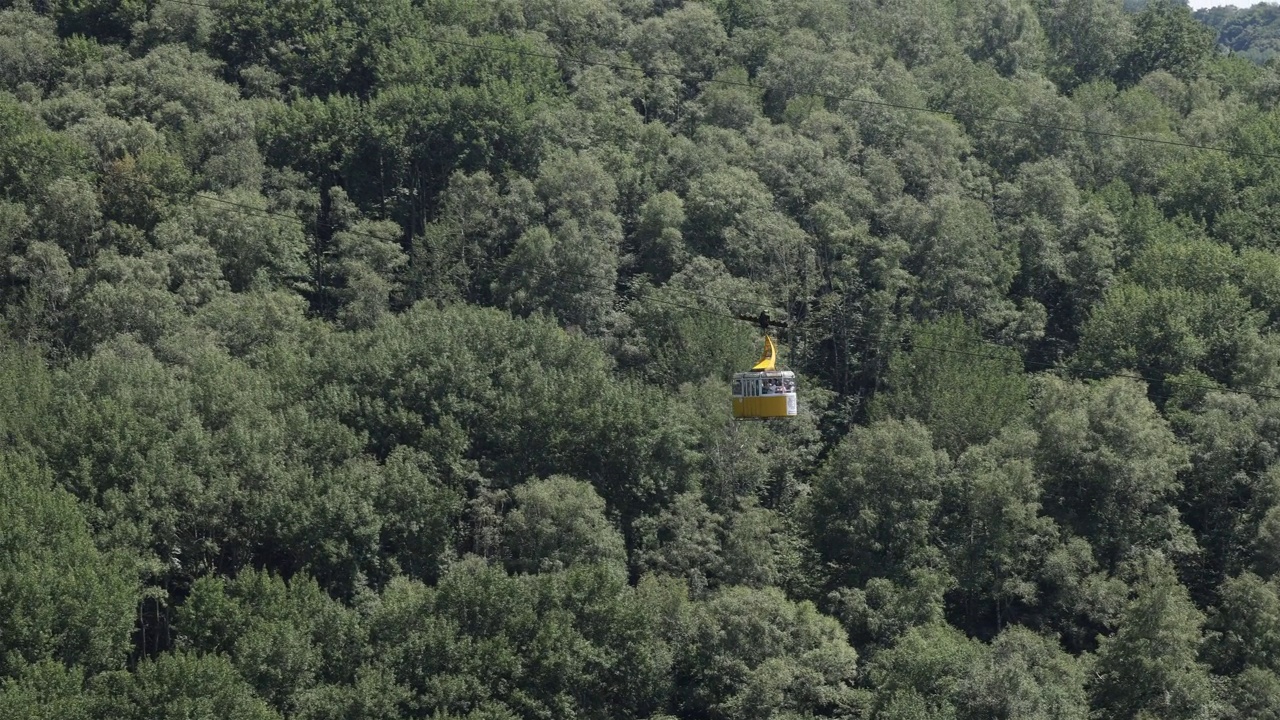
[736,312,788,332]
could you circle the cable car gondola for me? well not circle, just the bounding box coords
[732,313,797,419]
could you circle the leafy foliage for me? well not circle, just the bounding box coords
[1197,2,1280,65]
[0,452,137,678]
[2,0,1279,717]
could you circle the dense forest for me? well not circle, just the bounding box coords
[3,0,1280,717]
[1197,2,1280,64]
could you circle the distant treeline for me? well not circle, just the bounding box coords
[1196,2,1280,63]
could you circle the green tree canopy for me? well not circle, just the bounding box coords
[870,314,1029,457]
[0,451,137,678]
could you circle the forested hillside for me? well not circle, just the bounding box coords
[3,0,1280,717]
[1197,2,1280,64]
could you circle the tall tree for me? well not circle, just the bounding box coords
[806,418,949,590]
[676,586,865,719]
[0,451,137,679]
[503,475,627,575]
[1119,0,1217,86]
[1090,554,1221,719]
[870,314,1029,458]
[943,427,1059,636]
[1032,375,1192,570]
[1037,0,1133,89]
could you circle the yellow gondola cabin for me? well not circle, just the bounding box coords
[732,335,797,419]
